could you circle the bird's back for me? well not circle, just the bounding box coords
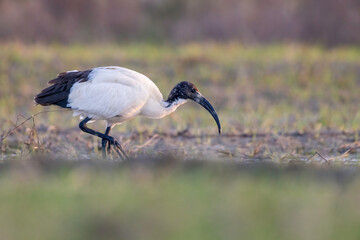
[35,66,165,121]
[90,67,162,98]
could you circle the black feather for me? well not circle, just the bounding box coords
[166,81,199,105]
[34,70,91,108]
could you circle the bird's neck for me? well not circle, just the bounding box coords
[162,98,187,116]
[140,98,187,119]
[165,98,187,108]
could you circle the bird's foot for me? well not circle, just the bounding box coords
[102,137,128,160]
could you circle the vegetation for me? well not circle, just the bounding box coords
[1,0,360,46]
[1,43,360,161]
[0,158,360,240]
[1,42,360,239]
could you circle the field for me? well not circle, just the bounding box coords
[1,43,360,239]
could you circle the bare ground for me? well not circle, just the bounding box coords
[2,123,360,165]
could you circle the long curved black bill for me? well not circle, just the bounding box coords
[193,94,221,134]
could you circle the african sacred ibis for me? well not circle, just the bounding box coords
[35,66,221,159]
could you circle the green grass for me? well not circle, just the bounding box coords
[0,159,360,240]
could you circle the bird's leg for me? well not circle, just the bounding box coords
[107,138,128,160]
[107,138,112,155]
[102,126,111,159]
[104,126,128,159]
[79,117,127,160]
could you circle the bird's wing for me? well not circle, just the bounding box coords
[68,74,150,119]
[90,67,164,99]
[34,70,91,107]
[36,66,163,120]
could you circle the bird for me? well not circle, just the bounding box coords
[34,66,221,159]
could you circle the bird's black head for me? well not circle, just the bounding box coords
[166,81,222,134]
[167,81,199,103]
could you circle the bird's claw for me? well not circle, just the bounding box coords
[102,138,128,160]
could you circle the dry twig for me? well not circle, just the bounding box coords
[307,151,330,165]
[0,110,67,143]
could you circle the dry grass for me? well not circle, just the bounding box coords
[1,42,360,239]
[1,42,360,163]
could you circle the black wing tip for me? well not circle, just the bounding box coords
[35,69,91,108]
[34,96,51,106]
[34,95,69,108]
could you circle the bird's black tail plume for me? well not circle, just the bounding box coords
[34,70,91,108]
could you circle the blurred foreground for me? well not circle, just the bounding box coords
[0,157,360,240]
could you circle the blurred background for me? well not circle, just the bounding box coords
[1,0,360,46]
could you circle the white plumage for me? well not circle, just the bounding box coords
[68,66,184,125]
[35,66,221,159]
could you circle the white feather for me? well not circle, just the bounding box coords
[67,66,186,125]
